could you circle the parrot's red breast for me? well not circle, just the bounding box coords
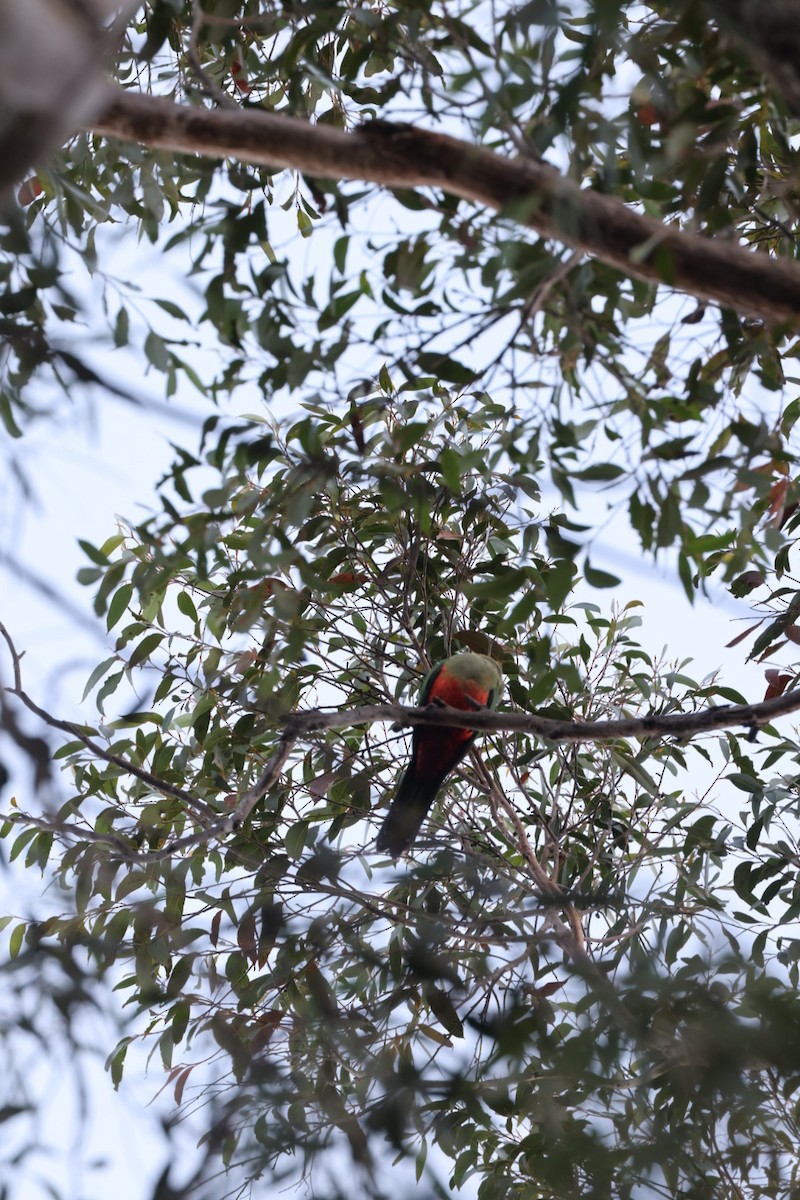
[411,668,492,786]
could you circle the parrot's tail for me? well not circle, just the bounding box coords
[375,774,439,857]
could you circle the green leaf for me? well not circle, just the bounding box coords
[285,821,309,859]
[144,330,170,371]
[155,298,188,320]
[573,463,626,482]
[583,560,621,588]
[128,633,164,668]
[439,447,463,493]
[427,987,464,1039]
[106,1039,131,1090]
[8,922,25,959]
[107,583,133,631]
[0,392,23,438]
[114,306,129,348]
[177,590,198,623]
[78,539,109,565]
[81,656,118,701]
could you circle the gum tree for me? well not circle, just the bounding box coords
[4,2,800,1198]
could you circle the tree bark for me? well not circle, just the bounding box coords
[0,0,130,194]
[92,88,800,327]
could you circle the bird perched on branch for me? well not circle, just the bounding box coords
[375,652,503,857]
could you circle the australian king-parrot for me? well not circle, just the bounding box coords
[375,652,503,857]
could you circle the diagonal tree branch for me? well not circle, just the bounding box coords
[0,620,217,823]
[91,89,800,327]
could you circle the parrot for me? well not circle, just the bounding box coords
[375,652,503,857]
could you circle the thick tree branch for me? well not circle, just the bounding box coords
[91,89,800,326]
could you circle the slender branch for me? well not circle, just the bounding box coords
[1,806,218,862]
[276,686,800,743]
[225,732,297,830]
[187,0,238,109]
[0,621,217,823]
[481,755,587,957]
[90,89,800,326]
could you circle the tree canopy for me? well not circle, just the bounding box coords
[4,2,800,1198]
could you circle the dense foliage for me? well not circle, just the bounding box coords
[4,2,800,1198]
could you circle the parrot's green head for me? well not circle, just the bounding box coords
[435,652,503,705]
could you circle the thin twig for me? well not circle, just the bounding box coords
[1,807,220,862]
[480,755,586,955]
[225,732,298,830]
[187,0,238,109]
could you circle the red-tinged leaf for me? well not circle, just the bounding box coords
[17,176,43,206]
[730,570,765,597]
[768,476,790,526]
[210,910,222,947]
[328,572,366,589]
[234,650,259,674]
[780,500,800,529]
[309,770,338,800]
[260,577,288,596]
[764,670,792,700]
[417,1024,453,1048]
[250,1010,283,1053]
[531,981,564,999]
[681,304,706,325]
[756,638,787,664]
[237,913,258,963]
[785,626,800,645]
[173,1065,194,1106]
[726,622,762,649]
